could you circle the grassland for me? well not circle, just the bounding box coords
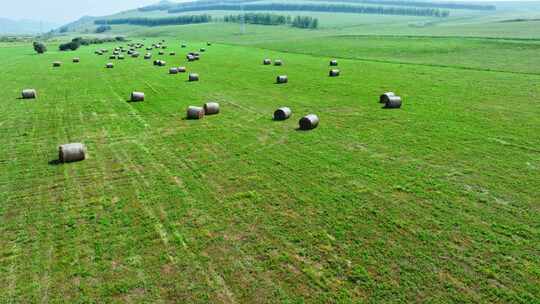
[1,1,540,302]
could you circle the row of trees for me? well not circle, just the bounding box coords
[95,25,112,33]
[167,3,450,18]
[59,36,126,51]
[223,13,319,29]
[95,15,212,27]
[307,0,495,11]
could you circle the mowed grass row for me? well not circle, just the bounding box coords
[0,39,539,302]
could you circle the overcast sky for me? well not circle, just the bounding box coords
[0,0,525,24]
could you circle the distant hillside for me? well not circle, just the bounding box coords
[0,18,58,35]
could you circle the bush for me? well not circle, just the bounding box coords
[96,25,112,33]
[59,40,80,51]
[33,41,47,54]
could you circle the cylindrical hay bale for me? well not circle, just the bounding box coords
[379,92,395,104]
[162,45,167,49]
[274,107,292,120]
[189,73,199,82]
[131,92,145,102]
[263,59,271,65]
[131,53,140,58]
[178,66,187,73]
[274,59,283,66]
[113,51,119,55]
[384,96,402,109]
[330,59,338,66]
[181,44,187,48]
[53,61,62,67]
[329,69,340,77]
[187,106,205,119]
[146,47,153,51]
[169,52,176,56]
[299,114,320,130]
[144,54,152,59]
[159,60,166,66]
[73,57,80,63]
[187,55,195,61]
[276,75,288,84]
[109,55,116,60]
[207,42,212,46]
[200,48,206,52]
[22,89,37,99]
[273,107,292,121]
[169,67,178,74]
[153,60,160,66]
[127,50,134,55]
[106,63,114,68]
[158,51,164,55]
[118,55,125,60]
[204,102,220,115]
[59,143,86,163]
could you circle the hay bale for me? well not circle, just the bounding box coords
[106,63,114,68]
[276,75,288,84]
[131,92,145,102]
[73,57,80,63]
[187,106,205,119]
[22,89,37,99]
[273,107,292,121]
[274,60,283,66]
[162,45,167,49]
[113,51,119,55]
[159,60,166,66]
[187,55,195,62]
[131,52,140,58]
[207,42,212,46]
[299,114,319,130]
[59,143,86,163]
[109,55,116,60]
[200,48,206,52]
[379,92,395,104]
[53,61,62,67]
[329,69,340,77]
[169,52,176,56]
[263,59,272,65]
[144,54,152,59]
[146,47,153,51]
[330,59,338,66]
[384,96,402,109]
[189,73,199,82]
[169,67,179,74]
[178,66,187,73]
[181,44,187,48]
[204,102,220,115]
[118,55,125,60]
[159,51,164,55]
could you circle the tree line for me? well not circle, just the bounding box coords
[167,3,450,17]
[223,13,318,29]
[95,15,212,27]
[59,36,126,51]
[307,0,495,11]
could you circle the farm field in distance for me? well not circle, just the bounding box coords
[0,0,539,303]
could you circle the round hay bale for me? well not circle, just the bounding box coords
[181,44,187,48]
[53,61,62,67]
[144,54,152,59]
[274,60,283,66]
[101,49,108,53]
[153,59,160,66]
[276,75,288,84]
[118,55,125,60]
[329,69,340,77]
[299,114,319,130]
[106,63,114,68]
[187,106,205,119]
[384,96,402,109]
[178,66,187,73]
[131,92,145,102]
[159,60,166,66]
[379,92,395,104]
[131,52,140,58]
[187,55,195,61]
[330,59,338,66]
[73,57,80,63]
[22,89,37,99]
[273,107,292,121]
[59,143,86,163]
[200,48,206,52]
[169,67,178,74]
[204,102,220,115]
[109,55,117,60]
[113,51,119,55]
[263,59,272,65]
[170,52,176,56]
[189,73,199,82]
[158,51,164,55]
[127,50,134,55]
[146,47,153,51]
[162,45,167,49]
[207,42,212,46]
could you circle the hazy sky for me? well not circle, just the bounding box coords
[0,0,158,23]
[0,0,525,24]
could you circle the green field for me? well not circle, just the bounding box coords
[1,1,540,303]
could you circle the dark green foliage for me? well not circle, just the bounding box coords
[307,0,495,11]
[167,3,450,18]
[96,25,112,33]
[95,15,212,27]
[32,41,47,54]
[223,13,318,29]
[59,40,80,51]
[292,16,319,29]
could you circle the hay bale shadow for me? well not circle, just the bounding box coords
[48,159,62,166]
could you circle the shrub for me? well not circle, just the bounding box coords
[96,25,112,33]
[33,41,47,54]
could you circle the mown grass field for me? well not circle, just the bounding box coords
[2,4,540,301]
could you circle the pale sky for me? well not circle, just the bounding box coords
[0,0,526,24]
